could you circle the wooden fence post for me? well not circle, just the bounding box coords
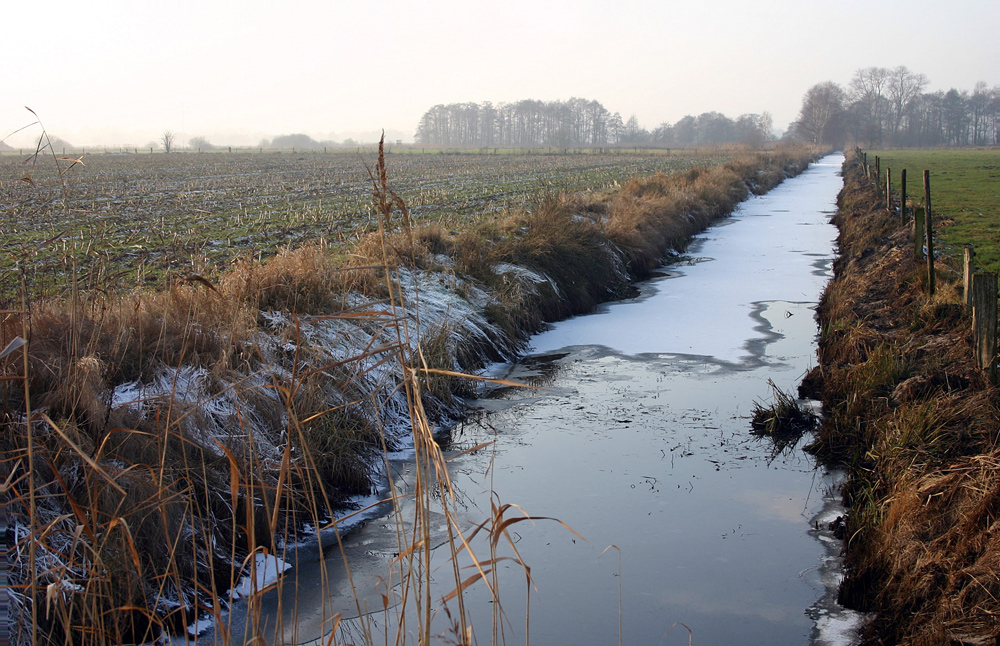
[923,170,935,295]
[971,272,998,385]
[964,246,976,308]
[900,169,907,220]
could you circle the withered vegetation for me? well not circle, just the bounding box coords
[809,152,1000,645]
[2,140,817,645]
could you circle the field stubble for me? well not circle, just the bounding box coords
[0,150,725,303]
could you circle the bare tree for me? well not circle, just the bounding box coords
[942,88,971,145]
[736,112,773,148]
[968,81,994,145]
[849,67,891,145]
[886,66,928,142]
[161,130,176,153]
[793,81,847,146]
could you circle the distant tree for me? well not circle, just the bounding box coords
[907,90,946,146]
[792,81,847,146]
[608,112,624,144]
[992,86,1000,145]
[942,88,971,145]
[35,135,75,153]
[272,134,313,149]
[695,112,734,144]
[49,137,74,151]
[189,136,215,151]
[621,114,650,144]
[672,115,697,145]
[968,81,995,145]
[651,122,674,145]
[791,70,996,147]
[161,130,176,153]
[415,98,622,147]
[735,112,773,148]
[270,133,322,150]
[577,99,607,146]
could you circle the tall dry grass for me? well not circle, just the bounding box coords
[3,135,566,646]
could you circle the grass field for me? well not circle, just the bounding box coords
[0,149,728,303]
[870,149,1000,276]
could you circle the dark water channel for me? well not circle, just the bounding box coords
[230,154,861,645]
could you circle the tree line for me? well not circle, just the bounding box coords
[414,98,774,148]
[791,66,998,147]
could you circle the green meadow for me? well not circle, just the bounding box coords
[871,149,1000,276]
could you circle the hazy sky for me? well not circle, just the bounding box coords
[4,0,997,147]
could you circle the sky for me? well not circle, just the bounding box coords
[3,0,997,148]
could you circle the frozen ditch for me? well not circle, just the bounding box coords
[197,153,866,645]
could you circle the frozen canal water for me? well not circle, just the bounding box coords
[235,154,863,645]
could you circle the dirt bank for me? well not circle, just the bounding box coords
[809,152,1000,644]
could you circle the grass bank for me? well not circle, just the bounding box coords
[3,142,818,645]
[809,151,1000,645]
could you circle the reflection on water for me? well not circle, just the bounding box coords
[438,314,826,645]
